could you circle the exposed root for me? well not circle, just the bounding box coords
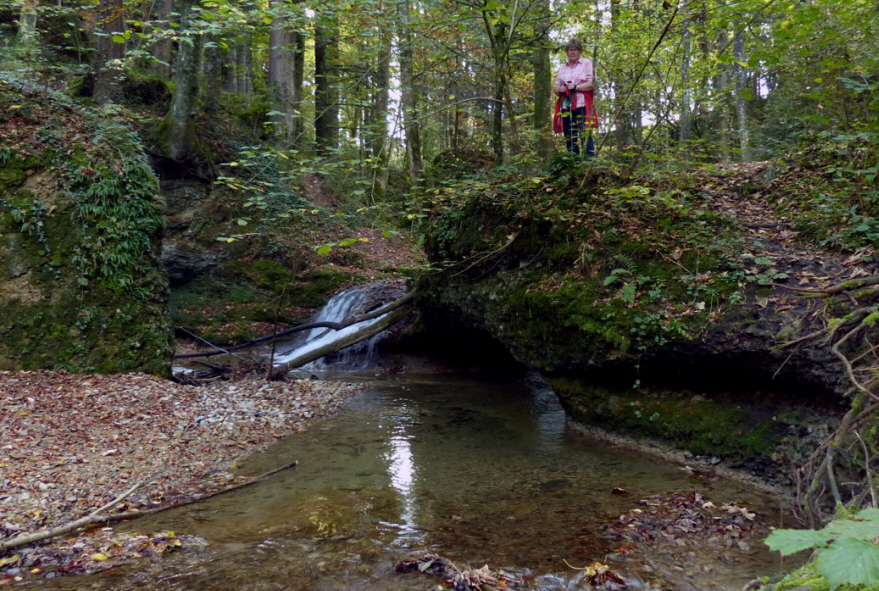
[786,275,879,525]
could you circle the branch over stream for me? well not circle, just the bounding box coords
[269,302,414,379]
[174,290,416,360]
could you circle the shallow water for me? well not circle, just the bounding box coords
[27,371,791,590]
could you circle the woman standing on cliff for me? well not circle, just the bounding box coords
[554,39,598,157]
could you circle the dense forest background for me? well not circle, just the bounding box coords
[3,0,877,189]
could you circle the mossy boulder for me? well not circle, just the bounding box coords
[416,168,848,476]
[0,78,172,375]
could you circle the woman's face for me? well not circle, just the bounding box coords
[566,46,581,62]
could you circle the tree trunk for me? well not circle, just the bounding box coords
[237,32,254,94]
[533,21,552,163]
[152,0,173,77]
[268,0,297,145]
[611,0,629,152]
[396,0,422,182]
[291,31,305,143]
[370,32,392,197]
[164,0,202,161]
[16,0,39,53]
[715,27,731,163]
[491,76,504,165]
[680,8,692,148]
[201,34,223,112]
[733,20,750,161]
[93,0,126,103]
[224,44,238,92]
[314,20,339,154]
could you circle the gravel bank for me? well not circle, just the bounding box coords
[0,370,363,582]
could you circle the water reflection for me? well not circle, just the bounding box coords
[20,371,790,591]
[381,401,422,544]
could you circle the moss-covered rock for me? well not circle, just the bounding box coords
[416,167,849,476]
[0,77,172,375]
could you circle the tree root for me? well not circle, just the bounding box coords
[786,274,879,525]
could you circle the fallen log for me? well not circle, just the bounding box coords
[174,290,416,360]
[270,303,414,379]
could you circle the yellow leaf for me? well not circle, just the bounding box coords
[90,553,109,561]
[0,554,20,567]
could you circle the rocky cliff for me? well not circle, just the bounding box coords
[0,77,172,374]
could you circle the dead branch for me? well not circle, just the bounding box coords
[174,290,416,360]
[0,478,150,554]
[0,461,299,555]
[270,304,413,379]
[102,460,299,523]
[774,275,879,295]
[855,431,878,508]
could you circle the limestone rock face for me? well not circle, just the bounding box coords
[0,79,172,375]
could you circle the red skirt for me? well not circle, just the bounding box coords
[553,90,599,134]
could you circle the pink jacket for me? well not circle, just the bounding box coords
[556,58,594,110]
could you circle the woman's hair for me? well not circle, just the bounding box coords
[565,39,583,51]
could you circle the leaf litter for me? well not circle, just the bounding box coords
[0,370,363,583]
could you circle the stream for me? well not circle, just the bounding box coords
[29,368,793,591]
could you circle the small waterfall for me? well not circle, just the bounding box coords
[272,282,403,370]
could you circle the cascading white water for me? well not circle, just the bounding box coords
[272,285,389,369]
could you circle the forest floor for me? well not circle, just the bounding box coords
[697,161,871,292]
[0,371,364,583]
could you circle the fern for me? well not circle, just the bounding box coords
[611,253,637,274]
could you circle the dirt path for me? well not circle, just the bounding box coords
[691,161,877,346]
[699,162,870,290]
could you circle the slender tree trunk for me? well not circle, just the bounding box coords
[93,0,126,102]
[680,9,692,149]
[314,20,339,154]
[164,0,202,161]
[733,20,750,161]
[715,27,731,163]
[268,0,297,145]
[16,0,39,55]
[491,77,504,165]
[237,32,254,94]
[152,0,173,77]
[396,0,422,182]
[370,32,391,196]
[611,0,629,152]
[201,34,223,112]
[291,31,305,143]
[224,44,238,92]
[533,11,553,163]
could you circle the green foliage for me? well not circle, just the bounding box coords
[766,508,879,589]
[63,119,165,296]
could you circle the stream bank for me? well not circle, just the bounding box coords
[0,370,363,582]
[416,160,874,491]
[2,368,794,591]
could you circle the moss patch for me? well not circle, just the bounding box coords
[546,376,785,463]
[0,77,172,375]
